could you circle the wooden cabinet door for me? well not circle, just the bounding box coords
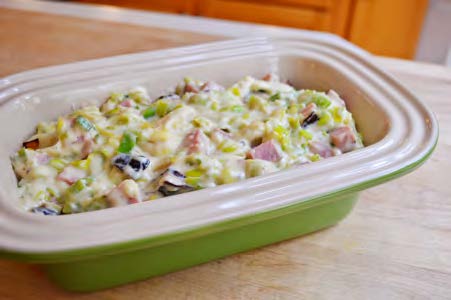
[71,0,429,58]
[348,0,428,58]
[195,0,352,36]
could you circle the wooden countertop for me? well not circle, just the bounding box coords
[0,1,450,299]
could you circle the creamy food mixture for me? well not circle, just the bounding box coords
[11,74,363,215]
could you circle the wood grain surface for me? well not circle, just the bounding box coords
[0,7,221,77]
[0,6,450,300]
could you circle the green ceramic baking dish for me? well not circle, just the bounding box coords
[0,36,438,291]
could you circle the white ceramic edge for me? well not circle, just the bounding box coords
[0,36,438,254]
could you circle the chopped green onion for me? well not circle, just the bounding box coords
[71,180,85,193]
[185,169,203,178]
[34,190,48,201]
[269,92,281,101]
[312,95,331,108]
[75,116,94,131]
[118,132,136,154]
[231,105,244,113]
[47,187,57,197]
[274,125,289,136]
[185,155,203,167]
[287,105,298,114]
[185,177,201,187]
[188,94,207,105]
[219,140,238,153]
[333,106,343,122]
[109,92,123,103]
[211,101,219,111]
[99,147,114,158]
[71,159,89,170]
[273,125,290,151]
[69,177,93,194]
[192,117,211,128]
[310,154,321,162]
[56,117,64,133]
[318,113,331,126]
[155,100,170,117]
[217,168,235,184]
[222,145,237,153]
[288,117,300,129]
[231,87,241,96]
[128,91,144,103]
[49,158,67,171]
[62,204,73,214]
[18,148,26,157]
[106,107,120,116]
[247,95,267,112]
[143,107,156,119]
[299,129,313,140]
[116,115,129,125]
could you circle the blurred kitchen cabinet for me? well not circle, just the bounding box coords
[71,0,429,58]
[195,0,352,36]
[348,0,428,59]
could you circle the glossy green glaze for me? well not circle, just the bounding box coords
[45,192,358,292]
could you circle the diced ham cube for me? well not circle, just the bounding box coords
[247,140,282,162]
[183,129,211,154]
[309,142,333,158]
[120,99,133,107]
[106,179,141,207]
[70,134,94,159]
[23,138,39,150]
[262,73,277,81]
[71,134,94,159]
[57,166,86,185]
[300,103,317,118]
[127,197,139,204]
[184,82,199,93]
[200,81,224,92]
[330,126,356,153]
[80,139,94,159]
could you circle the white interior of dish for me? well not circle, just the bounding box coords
[0,37,437,253]
[0,54,388,208]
